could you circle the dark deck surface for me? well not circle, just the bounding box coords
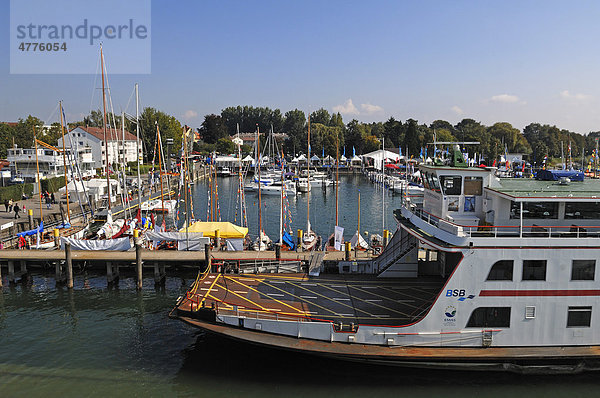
[179,272,446,326]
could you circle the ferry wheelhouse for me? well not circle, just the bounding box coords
[172,147,600,373]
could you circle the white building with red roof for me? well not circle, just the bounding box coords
[58,126,143,169]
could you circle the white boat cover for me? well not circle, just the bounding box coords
[349,231,369,249]
[226,238,244,251]
[177,237,211,251]
[146,231,204,241]
[60,237,132,251]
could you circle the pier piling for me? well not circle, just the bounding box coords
[7,260,15,285]
[275,244,281,260]
[106,261,119,285]
[65,243,73,289]
[153,261,165,285]
[205,244,212,271]
[28,209,34,231]
[0,260,2,288]
[20,260,27,282]
[135,243,143,290]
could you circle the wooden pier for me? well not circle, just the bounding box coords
[0,247,373,288]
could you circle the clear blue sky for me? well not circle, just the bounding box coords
[2,0,600,134]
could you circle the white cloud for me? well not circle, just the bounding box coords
[560,90,592,101]
[183,110,198,120]
[490,94,520,103]
[451,105,464,115]
[360,103,383,115]
[332,99,359,115]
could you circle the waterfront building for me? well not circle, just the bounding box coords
[57,126,143,169]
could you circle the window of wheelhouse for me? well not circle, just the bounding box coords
[422,172,431,190]
[565,202,600,219]
[467,307,511,327]
[510,201,558,219]
[486,260,513,281]
[464,176,483,195]
[522,260,547,281]
[428,172,441,192]
[440,175,462,195]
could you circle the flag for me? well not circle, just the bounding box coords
[322,147,324,158]
[399,146,402,157]
[419,148,423,159]
[492,159,497,167]
[343,146,346,157]
[352,146,356,157]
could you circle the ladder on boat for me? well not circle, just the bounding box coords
[373,227,418,278]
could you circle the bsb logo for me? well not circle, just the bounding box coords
[446,289,476,301]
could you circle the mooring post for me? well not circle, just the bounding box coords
[7,260,15,285]
[275,243,281,260]
[106,261,113,285]
[297,229,303,252]
[345,241,351,261]
[136,243,143,290]
[383,229,389,247]
[65,242,73,289]
[28,209,34,231]
[205,244,212,271]
[215,229,220,250]
[20,260,27,277]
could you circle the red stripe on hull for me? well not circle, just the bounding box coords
[480,289,600,297]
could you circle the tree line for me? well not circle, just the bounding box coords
[199,106,600,165]
[3,105,600,167]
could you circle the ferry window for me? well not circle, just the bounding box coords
[464,176,483,195]
[430,173,441,192]
[510,201,558,219]
[440,176,462,195]
[565,202,600,219]
[567,306,592,327]
[522,260,547,281]
[422,172,431,190]
[467,307,511,327]
[486,260,513,281]
[571,260,595,281]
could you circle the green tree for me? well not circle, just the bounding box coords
[309,108,331,125]
[215,137,235,154]
[282,109,306,155]
[137,107,182,162]
[199,114,228,144]
[403,119,420,157]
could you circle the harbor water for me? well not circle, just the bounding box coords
[1,175,599,397]
[188,174,401,244]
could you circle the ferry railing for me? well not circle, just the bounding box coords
[407,205,600,239]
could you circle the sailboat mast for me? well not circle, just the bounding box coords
[100,46,111,210]
[33,126,43,233]
[156,122,166,223]
[335,134,339,226]
[121,112,128,219]
[382,136,385,235]
[279,152,284,245]
[59,101,70,223]
[257,126,262,239]
[183,127,191,249]
[357,190,361,237]
[307,114,310,233]
[135,84,142,211]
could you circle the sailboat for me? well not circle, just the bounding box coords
[302,115,320,251]
[326,135,343,251]
[253,126,271,251]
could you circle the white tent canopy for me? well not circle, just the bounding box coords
[293,154,307,162]
[350,155,362,164]
[362,149,403,170]
[340,154,347,162]
[242,155,254,162]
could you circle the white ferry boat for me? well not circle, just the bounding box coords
[172,147,600,373]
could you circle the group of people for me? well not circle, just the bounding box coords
[3,199,22,219]
[42,191,56,209]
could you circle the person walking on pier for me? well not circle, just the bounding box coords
[4,199,8,212]
[13,203,21,219]
[8,199,13,213]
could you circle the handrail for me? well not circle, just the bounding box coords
[406,204,600,239]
